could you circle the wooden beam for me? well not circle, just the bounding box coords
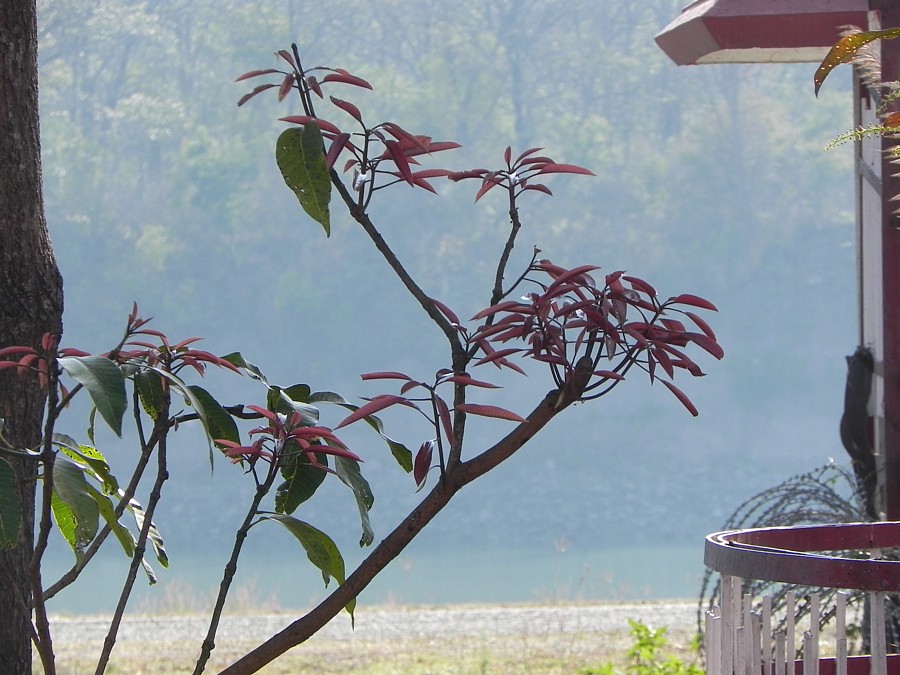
[875,5,900,519]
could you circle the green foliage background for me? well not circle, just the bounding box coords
[35,0,857,607]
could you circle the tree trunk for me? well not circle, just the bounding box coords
[0,2,64,673]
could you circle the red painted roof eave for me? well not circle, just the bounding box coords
[655,0,870,65]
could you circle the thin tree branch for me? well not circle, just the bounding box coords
[95,407,171,674]
[193,463,279,674]
[216,357,593,675]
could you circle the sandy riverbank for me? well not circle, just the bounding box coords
[45,601,700,674]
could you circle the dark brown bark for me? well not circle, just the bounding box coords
[0,2,64,673]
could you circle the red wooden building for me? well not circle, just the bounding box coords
[657,1,900,518]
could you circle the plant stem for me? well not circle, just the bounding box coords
[332,176,464,358]
[44,399,161,599]
[193,465,278,674]
[94,412,170,675]
[29,368,62,675]
[216,359,592,675]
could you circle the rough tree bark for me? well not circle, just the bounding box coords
[0,1,64,673]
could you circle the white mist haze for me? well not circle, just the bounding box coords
[36,0,857,611]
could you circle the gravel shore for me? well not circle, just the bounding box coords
[48,601,699,674]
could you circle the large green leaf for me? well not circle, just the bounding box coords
[260,514,355,620]
[268,384,319,424]
[52,458,100,559]
[187,385,241,447]
[84,482,134,558]
[125,493,168,569]
[335,456,375,547]
[52,434,119,495]
[0,459,22,548]
[221,352,268,384]
[134,369,166,421]
[275,451,328,515]
[276,124,332,235]
[58,355,127,437]
[149,367,220,470]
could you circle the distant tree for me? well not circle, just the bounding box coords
[0,1,64,673]
[0,24,722,675]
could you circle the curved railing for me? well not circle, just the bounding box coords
[703,521,900,675]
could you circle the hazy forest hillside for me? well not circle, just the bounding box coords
[36,0,857,607]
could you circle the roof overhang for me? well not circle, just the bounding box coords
[655,0,870,65]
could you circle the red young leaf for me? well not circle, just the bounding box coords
[404,140,461,158]
[474,347,524,367]
[594,370,625,381]
[522,184,553,196]
[400,380,425,395]
[652,346,675,379]
[330,96,364,125]
[686,332,724,360]
[536,163,596,176]
[471,299,529,321]
[474,176,503,202]
[382,122,430,152]
[435,395,454,443]
[514,147,545,164]
[503,146,512,165]
[669,294,718,312]
[448,169,489,181]
[383,140,414,184]
[276,49,295,67]
[518,156,556,167]
[413,440,434,489]
[455,403,527,423]
[0,346,35,358]
[305,75,323,98]
[325,133,351,170]
[684,311,716,340]
[235,68,283,82]
[660,318,686,333]
[444,374,501,389]
[662,380,699,417]
[545,265,600,294]
[237,83,278,107]
[278,115,343,135]
[321,69,373,90]
[361,371,414,381]
[335,395,409,429]
[277,73,296,102]
[430,297,461,326]
[624,275,657,297]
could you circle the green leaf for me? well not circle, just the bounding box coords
[222,352,268,384]
[276,124,332,235]
[260,514,355,620]
[335,456,375,547]
[125,495,168,568]
[268,384,318,424]
[275,451,328,515]
[134,369,166,421]
[187,385,241,447]
[52,434,119,495]
[0,459,22,548]
[52,458,100,559]
[815,28,900,95]
[84,482,134,558]
[58,356,127,437]
[149,366,218,471]
[310,391,412,472]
